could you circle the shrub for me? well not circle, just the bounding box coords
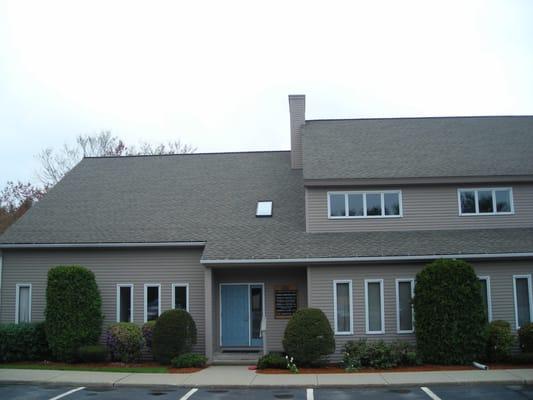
[0,322,49,362]
[45,265,103,362]
[510,353,533,365]
[77,345,108,363]
[518,323,533,353]
[105,323,144,363]
[413,259,486,364]
[256,353,287,370]
[486,320,514,362]
[152,309,197,364]
[142,321,156,350]
[171,353,207,368]
[342,340,418,371]
[282,308,335,367]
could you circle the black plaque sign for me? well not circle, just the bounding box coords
[275,289,297,319]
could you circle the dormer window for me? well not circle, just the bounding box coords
[256,201,273,217]
[328,191,402,219]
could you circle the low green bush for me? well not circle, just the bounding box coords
[518,323,533,353]
[152,309,197,364]
[142,321,156,350]
[0,322,49,362]
[510,353,533,365]
[171,353,207,368]
[256,353,287,370]
[486,320,514,362]
[105,323,144,363]
[342,340,419,371]
[282,308,335,367]
[77,345,108,363]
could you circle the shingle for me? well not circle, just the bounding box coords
[303,116,533,180]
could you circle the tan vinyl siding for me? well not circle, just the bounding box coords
[306,183,533,232]
[308,260,533,361]
[0,248,206,353]
[212,267,307,353]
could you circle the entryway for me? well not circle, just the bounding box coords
[220,283,264,348]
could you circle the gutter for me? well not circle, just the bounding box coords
[0,241,206,249]
[201,252,533,266]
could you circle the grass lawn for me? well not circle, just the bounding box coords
[0,362,169,373]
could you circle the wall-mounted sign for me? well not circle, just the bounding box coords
[275,287,298,319]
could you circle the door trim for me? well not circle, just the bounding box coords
[219,282,265,347]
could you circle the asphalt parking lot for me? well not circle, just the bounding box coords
[2,383,533,400]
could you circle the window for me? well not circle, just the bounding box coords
[333,280,353,334]
[116,284,133,323]
[365,279,384,334]
[458,188,513,215]
[144,284,161,322]
[396,279,414,333]
[514,275,533,329]
[328,191,402,219]
[15,284,31,324]
[256,201,273,217]
[478,277,492,322]
[172,284,189,311]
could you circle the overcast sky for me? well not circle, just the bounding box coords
[1,0,532,187]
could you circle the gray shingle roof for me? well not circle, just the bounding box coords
[303,116,533,180]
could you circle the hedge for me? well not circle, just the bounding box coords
[78,344,108,363]
[171,353,207,368]
[413,259,486,364]
[256,353,288,370]
[45,265,103,362]
[518,323,533,353]
[282,308,335,367]
[152,309,197,364]
[486,320,514,362]
[105,323,144,363]
[0,322,49,362]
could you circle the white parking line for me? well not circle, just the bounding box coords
[421,386,442,400]
[49,387,85,400]
[306,388,314,400]
[180,388,199,400]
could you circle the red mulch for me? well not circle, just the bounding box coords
[168,367,204,373]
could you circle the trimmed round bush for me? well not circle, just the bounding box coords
[518,323,533,353]
[256,353,287,370]
[171,353,207,368]
[486,320,514,362]
[105,323,144,363]
[78,345,108,363]
[142,320,156,350]
[45,265,103,362]
[152,309,197,364]
[282,308,335,367]
[413,259,486,364]
[0,322,49,362]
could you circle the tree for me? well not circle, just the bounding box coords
[0,181,47,234]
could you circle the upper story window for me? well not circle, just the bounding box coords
[256,201,273,217]
[328,191,402,219]
[458,188,514,216]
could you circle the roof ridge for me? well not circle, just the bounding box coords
[84,149,290,159]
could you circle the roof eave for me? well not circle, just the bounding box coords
[0,241,206,249]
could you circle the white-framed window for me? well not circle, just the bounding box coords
[458,188,514,216]
[256,201,273,217]
[333,280,353,335]
[15,283,32,324]
[328,191,402,219]
[172,283,189,312]
[365,279,385,334]
[513,275,533,329]
[116,284,134,323]
[396,278,414,333]
[144,283,161,322]
[478,276,493,322]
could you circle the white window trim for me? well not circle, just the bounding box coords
[457,187,514,216]
[478,276,493,322]
[513,274,533,329]
[395,278,415,334]
[333,280,353,335]
[116,284,134,323]
[365,279,385,334]
[144,283,161,323]
[15,283,32,324]
[327,190,403,219]
[171,283,190,312]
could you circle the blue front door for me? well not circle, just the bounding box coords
[221,285,250,346]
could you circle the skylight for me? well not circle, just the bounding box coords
[256,201,273,217]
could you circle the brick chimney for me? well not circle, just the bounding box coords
[288,94,305,169]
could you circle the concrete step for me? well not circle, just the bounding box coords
[212,351,261,366]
